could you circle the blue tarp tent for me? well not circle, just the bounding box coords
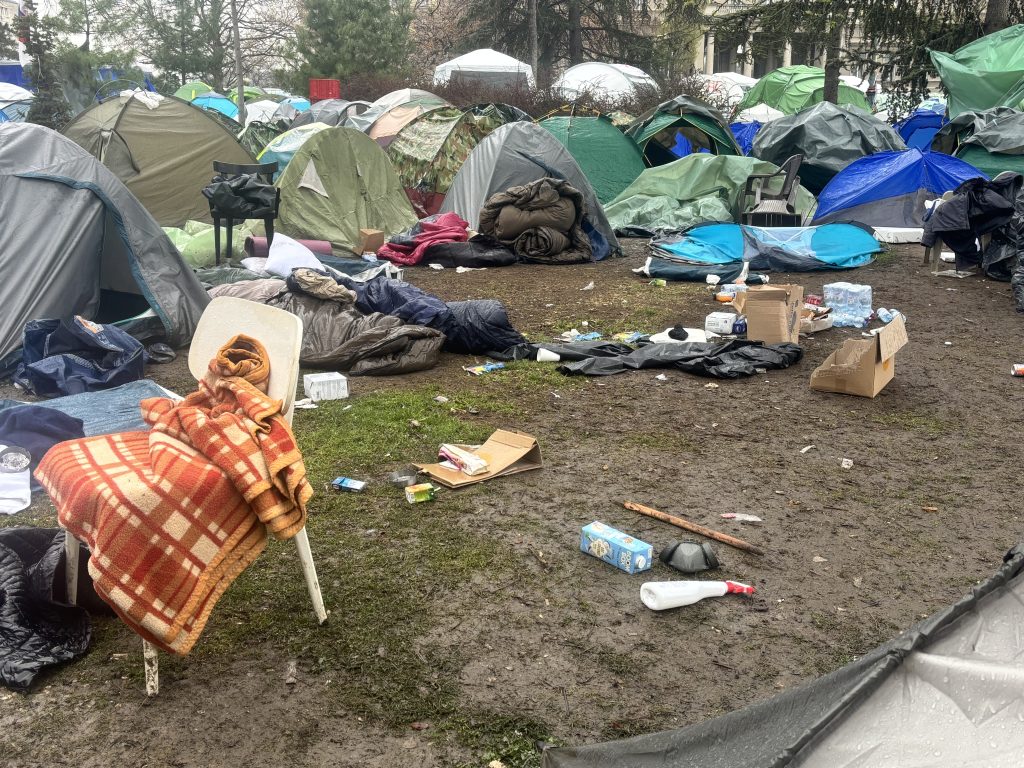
[0,62,29,89]
[192,93,239,120]
[894,109,948,150]
[813,149,986,227]
[730,121,762,155]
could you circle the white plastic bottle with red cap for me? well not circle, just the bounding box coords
[640,580,755,610]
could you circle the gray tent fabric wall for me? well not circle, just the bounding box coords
[0,123,209,362]
[440,122,621,259]
[543,544,1024,767]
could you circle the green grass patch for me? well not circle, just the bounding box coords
[447,711,552,768]
[871,410,952,437]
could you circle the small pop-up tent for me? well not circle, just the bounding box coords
[626,95,741,166]
[736,65,870,115]
[227,85,267,104]
[433,49,534,89]
[933,108,1024,177]
[346,89,450,133]
[0,123,208,362]
[275,127,418,255]
[174,81,212,101]
[258,123,331,179]
[813,149,986,227]
[0,83,33,102]
[538,113,645,203]
[63,92,256,226]
[930,25,1024,118]
[191,92,239,120]
[698,72,758,107]
[292,99,370,128]
[440,121,620,259]
[387,106,509,216]
[553,63,657,100]
[894,107,947,150]
[544,544,1024,768]
[753,102,906,193]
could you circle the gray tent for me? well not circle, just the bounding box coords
[439,122,621,259]
[753,102,906,194]
[0,123,209,363]
[292,99,371,129]
[544,544,1024,767]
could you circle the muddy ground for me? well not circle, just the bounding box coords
[1,241,1022,767]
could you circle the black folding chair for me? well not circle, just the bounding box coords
[208,161,280,264]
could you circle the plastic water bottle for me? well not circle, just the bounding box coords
[640,580,755,611]
[876,308,903,324]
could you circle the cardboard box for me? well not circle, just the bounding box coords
[580,521,653,574]
[810,314,908,398]
[358,228,386,254]
[415,429,542,488]
[303,371,348,401]
[731,284,803,344]
[705,311,738,335]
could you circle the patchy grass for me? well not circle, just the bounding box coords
[447,711,552,768]
[870,410,952,437]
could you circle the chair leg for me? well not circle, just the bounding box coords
[265,218,275,249]
[143,640,159,697]
[225,218,233,262]
[213,216,221,267]
[63,529,80,605]
[294,527,328,624]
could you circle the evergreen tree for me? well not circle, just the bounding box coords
[294,0,411,81]
[0,21,16,60]
[19,0,73,130]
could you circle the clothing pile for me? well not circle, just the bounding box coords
[479,177,593,264]
[378,212,470,266]
[36,336,311,654]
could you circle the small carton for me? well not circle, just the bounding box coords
[303,372,349,401]
[810,314,908,398]
[405,483,436,503]
[731,284,803,344]
[580,521,653,574]
[705,311,737,335]
[358,228,386,254]
[332,477,366,492]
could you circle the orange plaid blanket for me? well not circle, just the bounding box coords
[36,336,312,654]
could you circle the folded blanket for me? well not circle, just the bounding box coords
[36,335,311,654]
[378,212,469,266]
[479,178,592,264]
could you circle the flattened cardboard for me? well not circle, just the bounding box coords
[731,284,804,344]
[358,228,386,254]
[810,315,908,398]
[415,429,542,488]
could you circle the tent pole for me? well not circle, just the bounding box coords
[231,0,245,125]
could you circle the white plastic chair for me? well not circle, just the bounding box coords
[63,296,328,695]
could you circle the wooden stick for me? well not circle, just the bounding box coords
[625,500,764,556]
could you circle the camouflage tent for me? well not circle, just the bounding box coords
[386,106,509,216]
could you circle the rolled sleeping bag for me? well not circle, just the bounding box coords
[244,236,334,258]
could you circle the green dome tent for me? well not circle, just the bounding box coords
[258,122,332,179]
[538,113,645,203]
[626,95,741,166]
[386,106,509,217]
[63,92,256,227]
[736,66,870,116]
[174,80,212,101]
[275,127,418,255]
[933,108,1024,177]
[227,85,268,104]
[930,26,1024,118]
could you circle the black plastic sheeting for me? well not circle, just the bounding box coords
[202,174,277,219]
[421,235,518,268]
[544,544,1024,767]
[498,340,802,378]
[0,528,91,691]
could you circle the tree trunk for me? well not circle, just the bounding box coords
[568,0,583,65]
[230,0,245,125]
[822,23,841,104]
[983,0,1010,35]
[528,0,538,87]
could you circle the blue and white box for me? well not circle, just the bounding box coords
[580,521,653,574]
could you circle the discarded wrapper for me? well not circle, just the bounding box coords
[464,362,505,376]
[438,444,489,476]
[1012,364,1024,377]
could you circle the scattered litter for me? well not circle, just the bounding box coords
[488,760,508,768]
[438,444,489,476]
[581,281,595,291]
[706,274,721,286]
[641,580,754,610]
[1013,365,1024,377]
[939,251,955,263]
[612,331,644,343]
[405,483,437,503]
[303,372,349,401]
[433,395,449,403]
[626,500,763,556]
[544,303,554,308]
[464,362,505,376]
[409,722,431,731]
[800,445,815,454]
[655,373,668,381]
[284,660,298,686]
[704,382,719,389]
[388,469,419,488]
[341,404,352,412]
[649,278,667,287]
[853,576,863,588]
[721,513,762,523]
[409,419,421,428]
[813,555,828,563]
[574,331,602,341]
[840,458,854,469]
[551,391,561,398]
[921,506,939,513]
[581,521,652,574]
[292,398,318,410]
[455,266,486,273]
[582,321,589,327]
[428,263,444,270]
[332,477,366,492]
[416,430,542,488]
[944,341,952,346]
[875,307,903,324]
[931,269,974,278]
[660,541,719,573]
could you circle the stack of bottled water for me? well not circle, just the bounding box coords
[823,282,873,328]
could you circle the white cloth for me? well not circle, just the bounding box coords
[264,234,325,277]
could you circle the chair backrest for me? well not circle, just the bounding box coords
[213,160,279,185]
[188,296,303,422]
[777,154,804,198]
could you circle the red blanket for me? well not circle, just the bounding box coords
[36,336,312,654]
[377,212,469,266]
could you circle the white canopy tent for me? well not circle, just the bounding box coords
[699,72,758,107]
[0,83,33,102]
[433,49,534,89]
[553,62,657,100]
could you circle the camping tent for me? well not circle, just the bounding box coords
[237,121,281,157]
[552,63,657,101]
[63,92,256,227]
[753,102,906,194]
[813,149,986,227]
[930,25,1024,118]
[346,89,452,146]
[698,72,758,107]
[174,81,212,101]
[626,95,741,166]
[292,99,371,128]
[604,153,817,232]
[0,83,32,102]
[227,85,267,104]
[933,108,1024,177]
[275,127,418,255]
[0,123,208,362]
[736,65,871,115]
[386,106,509,216]
[0,99,30,122]
[440,121,620,260]
[538,113,645,203]
[243,99,283,125]
[258,123,331,179]
[544,544,1024,768]
[191,92,239,120]
[433,49,534,89]
[894,108,947,150]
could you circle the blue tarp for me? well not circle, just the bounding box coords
[894,109,948,150]
[671,132,711,158]
[813,149,986,222]
[0,62,29,89]
[192,93,239,120]
[730,121,762,155]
